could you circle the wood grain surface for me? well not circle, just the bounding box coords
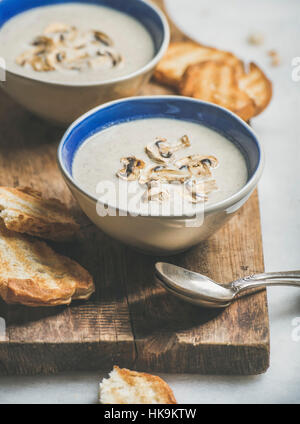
[0,0,269,375]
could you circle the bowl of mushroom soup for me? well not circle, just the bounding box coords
[58,96,264,255]
[0,0,169,125]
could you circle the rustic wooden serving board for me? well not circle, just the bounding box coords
[0,0,269,376]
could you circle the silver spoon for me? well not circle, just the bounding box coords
[155,262,300,308]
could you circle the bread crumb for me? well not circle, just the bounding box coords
[247,33,264,46]
[99,366,177,404]
[268,50,280,66]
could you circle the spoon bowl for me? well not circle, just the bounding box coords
[155,262,234,308]
[155,262,300,308]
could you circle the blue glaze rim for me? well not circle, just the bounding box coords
[58,96,264,218]
[0,0,170,86]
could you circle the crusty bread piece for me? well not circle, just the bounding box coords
[154,41,244,87]
[238,62,272,116]
[179,61,256,121]
[0,223,94,307]
[99,366,177,404]
[0,187,79,242]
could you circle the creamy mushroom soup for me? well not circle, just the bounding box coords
[0,3,155,83]
[72,118,248,216]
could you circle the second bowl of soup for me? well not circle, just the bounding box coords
[58,96,264,255]
[0,0,169,124]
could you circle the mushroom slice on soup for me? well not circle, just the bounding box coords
[31,35,55,49]
[44,23,78,43]
[16,22,123,73]
[139,165,190,185]
[31,55,55,72]
[145,135,191,164]
[175,154,218,177]
[117,156,146,181]
[93,30,114,47]
[143,181,170,203]
[184,178,218,203]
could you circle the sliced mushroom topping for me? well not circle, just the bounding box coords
[184,178,218,203]
[31,55,55,72]
[104,48,124,67]
[115,133,219,206]
[143,181,170,203]
[175,154,218,177]
[139,165,190,185]
[145,135,191,164]
[87,48,123,69]
[45,49,65,69]
[94,30,114,47]
[44,23,78,44]
[117,156,146,181]
[145,138,171,164]
[178,135,191,149]
[16,23,123,73]
[63,49,89,66]
[31,35,55,49]
[15,50,36,66]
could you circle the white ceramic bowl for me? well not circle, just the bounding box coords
[0,0,169,125]
[58,96,264,255]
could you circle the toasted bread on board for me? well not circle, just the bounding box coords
[0,187,79,241]
[0,223,94,307]
[99,366,177,404]
[238,62,272,115]
[154,41,243,87]
[179,61,256,121]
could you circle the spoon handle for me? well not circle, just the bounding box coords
[232,271,300,293]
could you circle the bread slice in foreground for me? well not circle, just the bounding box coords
[154,41,244,87]
[238,62,272,116]
[0,223,94,307]
[99,366,177,404]
[0,187,79,242]
[179,60,256,121]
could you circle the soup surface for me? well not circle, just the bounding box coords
[0,3,155,83]
[72,118,248,216]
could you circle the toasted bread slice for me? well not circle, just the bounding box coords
[179,61,256,121]
[238,62,272,116]
[154,41,244,87]
[0,187,79,242]
[0,223,94,307]
[99,366,177,404]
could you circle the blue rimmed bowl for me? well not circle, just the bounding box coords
[0,0,169,125]
[58,96,264,255]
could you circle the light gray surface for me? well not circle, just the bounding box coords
[0,0,300,404]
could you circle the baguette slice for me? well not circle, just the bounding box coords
[179,60,256,121]
[238,62,272,116]
[154,41,244,87]
[99,366,177,404]
[0,223,94,307]
[0,187,79,241]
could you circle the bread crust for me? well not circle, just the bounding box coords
[238,62,272,116]
[154,41,244,88]
[0,187,79,242]
[179,60,256,121]
[0,223,94,307]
